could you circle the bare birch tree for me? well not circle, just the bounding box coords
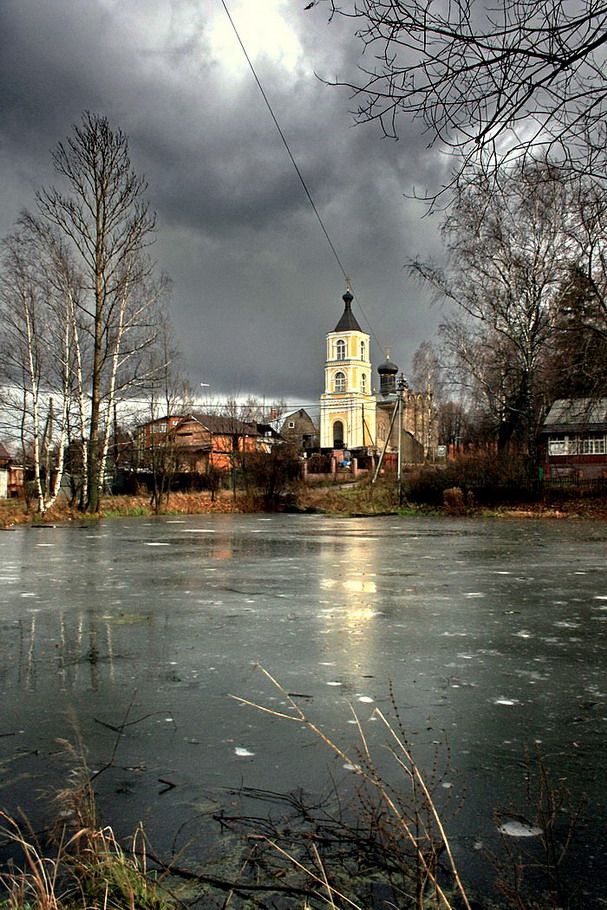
[143,312,193,513]
[36,112,158,511]
[0,217,84,514]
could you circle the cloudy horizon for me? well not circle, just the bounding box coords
[0,0,450,410]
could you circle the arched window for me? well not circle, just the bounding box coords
[334,371,346,392]
[336,339,346,360]
[360,340,366,361]
[361,372,367,393]
[333,420,344,448]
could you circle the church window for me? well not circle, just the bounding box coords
[333,420,344,448]
[361,372,367,393]
[334,371,346,392]
[361,340,366,360]
[336,339,346,360]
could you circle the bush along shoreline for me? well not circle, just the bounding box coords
[1,473,606,527]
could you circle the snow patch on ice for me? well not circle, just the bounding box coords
[498,820,542,837]
[235,747,255,757]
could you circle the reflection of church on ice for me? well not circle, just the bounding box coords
[319,288,436,464]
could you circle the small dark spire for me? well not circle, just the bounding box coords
[334,289,361,332]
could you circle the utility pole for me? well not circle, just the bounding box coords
[397,374,408,506]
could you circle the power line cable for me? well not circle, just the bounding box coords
[220,0,385,356]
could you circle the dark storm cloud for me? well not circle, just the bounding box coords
[0,0,449,404]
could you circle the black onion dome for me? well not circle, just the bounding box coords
[334,290,362,332]
[377,358,399,375]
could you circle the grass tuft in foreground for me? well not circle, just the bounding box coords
[0,742,178,910]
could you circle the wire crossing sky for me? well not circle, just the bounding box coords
[0,0,447,401]
[220,0,386,358]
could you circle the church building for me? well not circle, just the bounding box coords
[319,289,436,462]
[319,289,376,450]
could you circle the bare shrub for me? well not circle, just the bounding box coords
[443,486,467,515]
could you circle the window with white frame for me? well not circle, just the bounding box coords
[548,435,567,455]
[581,436,605,454]
[336,339,346,360]
[548,434,606,455]
[334,371,346,392]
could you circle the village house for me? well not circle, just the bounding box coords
[279,408,319,453]
[538,398,607,479]
[0,442,24,498]
[136,413,260,474]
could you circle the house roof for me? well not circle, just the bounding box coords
[541,398,607,433]
[333,290,362,333]
[256,422,283,438]
[193,412,259,436]
[280,408,318,429]
[140,413,260,437]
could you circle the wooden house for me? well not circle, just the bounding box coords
[538,398,607,479]
[0,442,24,498]
[137,413,260,473]
[280,409,319,452]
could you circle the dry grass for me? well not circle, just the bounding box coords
[231,667,473,910]
[0,740,179,910]
[0,491,240,527]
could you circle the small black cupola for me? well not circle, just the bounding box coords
[378,349,399,396]
[334,289,362,332]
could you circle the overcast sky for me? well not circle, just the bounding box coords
[0,0,450,409]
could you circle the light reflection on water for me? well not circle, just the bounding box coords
[0,513,606,899]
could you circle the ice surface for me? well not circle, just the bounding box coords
[0,514,605,900]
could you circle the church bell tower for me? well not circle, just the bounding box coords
[320,289,376,450]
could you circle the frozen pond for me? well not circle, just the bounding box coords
[0,513,606,901]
